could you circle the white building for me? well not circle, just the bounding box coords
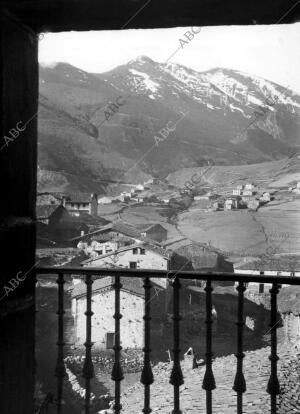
[98,196,112,205]
[194,195,210,201]
[82,243,170,288]
[245,183,255,191]
[260,192,271,202]
[77,240,118,257]
[242,190,253,196]
[234,257,300,293]
[135,184,144,192]
[233,189,242,196]
[72,277,164,349]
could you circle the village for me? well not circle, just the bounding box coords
[34,176,300,411]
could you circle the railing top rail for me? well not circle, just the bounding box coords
[36,266,300,285]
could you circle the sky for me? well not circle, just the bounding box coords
[39,23,300,92]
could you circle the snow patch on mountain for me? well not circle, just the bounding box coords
[129,69,160,95]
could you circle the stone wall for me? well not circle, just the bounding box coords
[73,288,144,349]
[282,313,300,347]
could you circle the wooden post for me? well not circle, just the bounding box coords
[0,12,38,414]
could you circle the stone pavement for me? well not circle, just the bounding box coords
[119,345,300,414]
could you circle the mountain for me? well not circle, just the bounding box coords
[38,58,300,193]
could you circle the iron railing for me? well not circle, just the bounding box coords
[36,267,300,414]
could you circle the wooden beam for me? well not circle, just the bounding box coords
[1,0,300,33]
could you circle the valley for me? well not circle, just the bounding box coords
[37,57,300,259]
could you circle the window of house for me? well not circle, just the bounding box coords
[140,248,145,255]
[133,248,138,254]
[105,332,115,349]
[129,262,137,269]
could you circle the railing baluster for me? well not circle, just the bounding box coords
[112,276,124,413]
[141,277,154,414]
[82,273,94,414]
[202,280,216,414]
[267,283,280,414]
[233,281,246,414]
[55,272,66,414]
[170,277,184,414]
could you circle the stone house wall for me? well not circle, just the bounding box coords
[73,288,144,349]
[282,313,300,347]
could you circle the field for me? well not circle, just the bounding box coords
[177,199,300,257]
[120,204,181,239]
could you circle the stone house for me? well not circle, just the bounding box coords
[232,189,242,196]
[260,192,271,202]
[135,223,168,243]
[82,243,170,289]
[213,201,223,211]
[224,198,239,210]
[36,204,69,226]
[73,221,162,248]
[71,276,166,349]
[245,183,255,191]
[234,257,300,293]
[242,189,253,196]
[36,205,89,243]
[77,240,119,257]
[135,184,144,192]
[82,242,169,270]
[247,199,260,211]
[98,196,112,205]
[279,286,300,347]
[63,193,98,216]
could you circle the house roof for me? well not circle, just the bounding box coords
[162,236,188,248]
[82,241,170,264]
[135,223,167,232]
[36,204,62,219]
[70,220,159,244]
[72,276,163,299]
[235,255,300,272]
[66,193,95,203]
[170,242,233,272]
[37,192,66,200]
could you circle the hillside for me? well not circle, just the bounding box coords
[38,58,300,193]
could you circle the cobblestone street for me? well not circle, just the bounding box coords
[120,345,300,413]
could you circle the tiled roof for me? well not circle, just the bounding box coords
[135,223,167,232]
[82,241,170,264]
[70,221,159,244]
[72,276,150,298]
[37,192,66,199]
[36,204,61,219]
[171,242,232,272]
[235,255,300,272]
[67,193,95,203]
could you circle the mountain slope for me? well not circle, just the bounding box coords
[38,59,300,192]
